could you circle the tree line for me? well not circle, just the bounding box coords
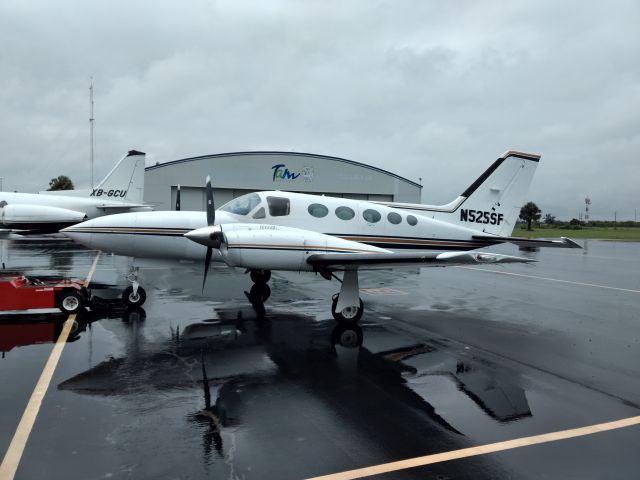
[519,202,639,229]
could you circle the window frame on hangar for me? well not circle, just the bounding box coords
[144,151,422,211]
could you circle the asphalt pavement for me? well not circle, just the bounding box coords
[0,236,639,479]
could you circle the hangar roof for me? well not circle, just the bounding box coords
[146,151,422,189]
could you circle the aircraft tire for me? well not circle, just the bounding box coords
[250,269,271,284]
[122,285,147,309]
[331,296,364,324]
[249,283,271,302]
[331,324,363,348]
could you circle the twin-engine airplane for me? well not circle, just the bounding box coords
[62,150,579,322]
[1,150,152,234]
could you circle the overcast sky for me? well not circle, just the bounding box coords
[1,0,638,219]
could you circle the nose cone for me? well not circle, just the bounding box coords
[61,218,96,244]
[184,226,220,247]
[61,213,137,252]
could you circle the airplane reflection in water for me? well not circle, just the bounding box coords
[58,306,533,465]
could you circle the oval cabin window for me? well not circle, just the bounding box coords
[308,203,329,218]
[387,212,402,225]
[407,215,418,226]
[363,209,381,223]
[335,206,355,220]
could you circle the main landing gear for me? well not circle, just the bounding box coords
[248,268,365,324]
[330,270,364,324]
[246,269,272,318]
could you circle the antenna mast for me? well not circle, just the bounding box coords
[89,78,95,188]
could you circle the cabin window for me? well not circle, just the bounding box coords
[363,209,381,223]
[220,193,261,216]
[252,207,266,219]
[267,196,291,216]
[387,212,402,225]
[407,215,418,226]
[308,203,328,218]
[335,206,355,220]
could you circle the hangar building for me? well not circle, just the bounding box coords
[144,151,422,211]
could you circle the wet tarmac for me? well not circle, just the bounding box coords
[0,236,639,479]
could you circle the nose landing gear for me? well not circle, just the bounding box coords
[123,266,146,309]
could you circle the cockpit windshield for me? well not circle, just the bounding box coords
[220,193,262,216]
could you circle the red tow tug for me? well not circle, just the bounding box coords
[0,274,147,315]
[0,274,89,314]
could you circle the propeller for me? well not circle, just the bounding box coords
[184,176,228,291]
[202,176,214,291]
[175,184,181,211]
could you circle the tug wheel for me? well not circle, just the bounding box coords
[58,291,84,314]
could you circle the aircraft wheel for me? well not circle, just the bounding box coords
[331,296,364,324]
[249,283,271,302]
[332,324,363,348]
[58,290,84,314]
[250,269,271,284]
[122,285,147,308]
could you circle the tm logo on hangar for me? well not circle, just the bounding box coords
[271,164,314,182]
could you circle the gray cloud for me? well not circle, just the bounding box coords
[1,0,638,219]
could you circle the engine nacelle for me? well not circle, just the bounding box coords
[1,204,87,229]
[188,224,389,271]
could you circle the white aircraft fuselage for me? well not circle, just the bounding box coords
[1,191,151,218]
[63,190,503,269]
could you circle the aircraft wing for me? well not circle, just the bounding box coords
[307,250,535,270]
[472,235,581,248]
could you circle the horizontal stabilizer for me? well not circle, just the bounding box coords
[472,235,582,249]
[97,203,149,210]
[307,251,534,270]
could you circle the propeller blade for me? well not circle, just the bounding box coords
[206,176,215,226]
[175,184,181,211]
[203,246,212,291]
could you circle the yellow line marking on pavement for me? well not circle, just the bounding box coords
[0,252,100,480]
[458,266,640,294]
[307,415,640,480]
[83,252,101,288]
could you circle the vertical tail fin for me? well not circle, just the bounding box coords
[452,151,540,236]
[91,150,146,203]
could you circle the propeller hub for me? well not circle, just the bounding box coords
[184,226,224,248]
[210,231,224,249]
